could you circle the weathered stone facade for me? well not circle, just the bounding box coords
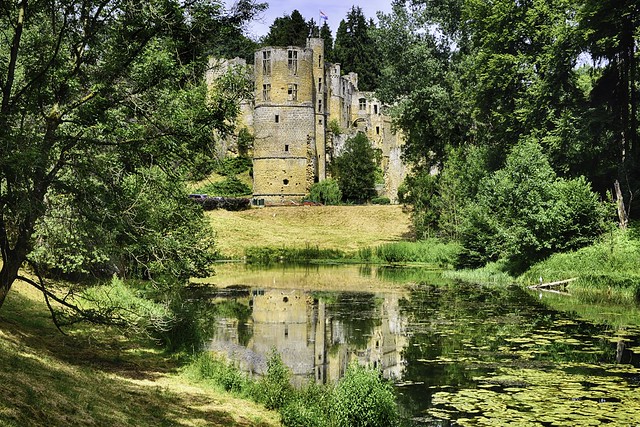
[211,38,407,204]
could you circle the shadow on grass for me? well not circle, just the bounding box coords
[0,289,275,427]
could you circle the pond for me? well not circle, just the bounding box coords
[201,263,640,426]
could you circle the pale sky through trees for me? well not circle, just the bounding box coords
[228,0,394,39]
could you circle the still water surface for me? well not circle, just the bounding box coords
[205,263,640,425]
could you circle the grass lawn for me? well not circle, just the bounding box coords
[207,205,412,258]
[0,281,281,427]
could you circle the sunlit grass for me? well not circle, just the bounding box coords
[0,282,281,427]
[206,205,411,259]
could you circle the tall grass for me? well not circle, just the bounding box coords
[370,239,461,267]
[520,226,640,303]
[185,351,400,427]
[244,245,348,264]
[444,261,514,286]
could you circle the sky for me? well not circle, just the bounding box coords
[228,0,395,39]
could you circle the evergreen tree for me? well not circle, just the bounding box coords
[320,21,335,62]
[334,6,380,91]
[262,9,309,47]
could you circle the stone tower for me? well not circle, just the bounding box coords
[252,39,326,204]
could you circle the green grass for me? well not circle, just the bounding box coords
[368,239,461,267]
[444,261,514,286]
[0,282,281,427]
[184,352,399,427]
[519,225,640,303]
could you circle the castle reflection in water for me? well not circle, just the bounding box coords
[209,287,408,385]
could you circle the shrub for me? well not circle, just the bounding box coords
[196,176,251,197]
[253,350,293,410]
[331,363,399,427]
[309,179,342,205]
[457,140,609,273]
[371,196,391,205]
[213,156,252,176]
[187,353,250,393]
[280,384,331,427]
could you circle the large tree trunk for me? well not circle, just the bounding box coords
[0,253,22,309]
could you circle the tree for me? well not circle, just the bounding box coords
[0,0,251,315]
[331,133,378,202]
[308,179,341,205]
[262,9,309,47]
[320,21,334,62]
[334,6,380,91]
[578,0,639,219]
[375,0,470,168]
[457,140,608,273]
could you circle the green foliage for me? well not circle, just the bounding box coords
[236,127,254,156]
[521,224,640,303]
[31,167,217,283]
[308,179,342,205]
[244,246,347,264]
[280,383,331,427]
[331,363,399,427]
[371,197,390,205]
[262,10,311,48]
[254,350,293,410]
[320,22,335,62]
[328,119,342,136]
[334,7,381,91]
[398,171,440,239]
[213,156,252,176]
[0,0,256,312]
[196,176,252,197]
[373,239,461,266]
[186,352,251,393]
[457,140,610,273]
[332,133,378,203]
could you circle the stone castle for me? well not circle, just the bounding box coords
[209,37,407,204]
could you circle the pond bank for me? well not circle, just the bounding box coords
[0,282,282,427]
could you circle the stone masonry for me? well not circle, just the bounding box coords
[210,37,407,205]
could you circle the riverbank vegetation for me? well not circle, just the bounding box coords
[185,352,399,427]
[0,282,281,427]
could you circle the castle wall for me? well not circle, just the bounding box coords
[208,38,408,204]
[253,45,317,203]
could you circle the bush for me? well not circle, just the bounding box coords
[196,176,251,197]
[213,156,252,176]
[280,384,331,427]
[371,196,391,205]
[253,350,293,410]
[331,363,399,427]
[309,179,342,205]
[457,140,609,273]
[187,352,250,393]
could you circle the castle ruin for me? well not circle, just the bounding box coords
[211,37,407,205]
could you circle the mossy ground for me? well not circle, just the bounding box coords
[0,281,281,427]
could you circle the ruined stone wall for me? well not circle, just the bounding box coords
[252,45,317,203]
[207,38,409,204]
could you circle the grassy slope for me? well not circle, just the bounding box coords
[0,282,281,427]
[207,205,412,258]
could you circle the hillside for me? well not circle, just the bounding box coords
[206,205,413,258]
[0,282,281,427]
